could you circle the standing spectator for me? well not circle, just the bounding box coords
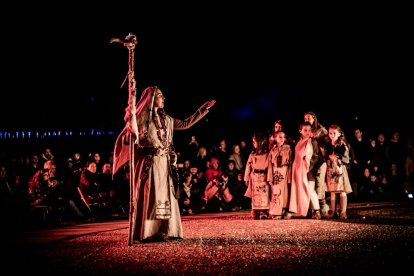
[349,128,370,198]
[194,146,210,178]
[386,131,405,198]
[228,144,245,172]
[212,139,229,169]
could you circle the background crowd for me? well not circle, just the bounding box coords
[1,114,413,229]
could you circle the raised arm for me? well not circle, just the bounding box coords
[174,100,216,130]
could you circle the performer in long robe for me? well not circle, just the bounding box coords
[113,81,215,244]
[288,122,322,219]
[268,131,292,219]
[244,132,270,220]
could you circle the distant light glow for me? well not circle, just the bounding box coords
[0,129,119,139]
[232,107,255,120]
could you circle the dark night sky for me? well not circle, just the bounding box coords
[2,4,412,146]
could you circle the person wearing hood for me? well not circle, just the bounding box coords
[113,79,215,244]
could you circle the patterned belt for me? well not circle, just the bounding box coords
[138,147,165,156]
[253,169,267,174]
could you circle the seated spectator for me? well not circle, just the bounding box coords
[1,164,22,227]
[178,171,202,215]
[358,167,385,201]
[78,161,112,216]
[27,162,66,223]
[198,175,237,212]
[223,160,246,210]
[205,157,222,183]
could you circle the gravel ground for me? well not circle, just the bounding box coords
[3,203,414,275]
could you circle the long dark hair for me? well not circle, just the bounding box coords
[329,124,348,147]
[254,132,269,154]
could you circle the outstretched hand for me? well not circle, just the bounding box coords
[206,100,216,110]
[200,100,216,112]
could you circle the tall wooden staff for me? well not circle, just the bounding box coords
[110,33,138,245]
